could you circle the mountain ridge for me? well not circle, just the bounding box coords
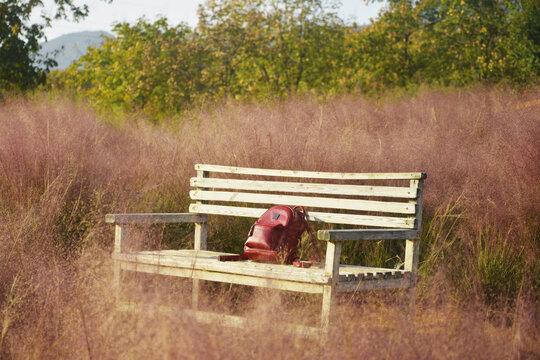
[39,30,113,70]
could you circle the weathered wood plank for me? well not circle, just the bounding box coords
[183,309,322,337]
[114,225,125,254]
[189,190,416,214]
[189,204,416,228]
[324,242,342,278]
[404,240,419,273]
[118,261,325,294]
[195,164,427,180]
[189,203,266,218]
[412,179,424,231]
[194,219,208,251]
[113,250,330,284]
[338,264,405,276]
[114,249,404,284]
[131,250,396,274]
[106,213,205,224]
[404,179,423,275]
[194,170,209,251]
[338,277,412,292]
[321,241,341,329]
[317,229,420,241]
[190,177,416,198]
[118,303,322,337]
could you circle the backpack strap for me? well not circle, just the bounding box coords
[292,222,320,268]
[218,254,249,261]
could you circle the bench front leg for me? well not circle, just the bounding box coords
[405,239,420,320]
[113,224,127,304]
[194,215,208,251]
[321,241,342,331]
[193,214,208,309]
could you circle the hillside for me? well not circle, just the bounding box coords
[39,31,113,70]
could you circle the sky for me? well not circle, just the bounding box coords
[32,0,386,40]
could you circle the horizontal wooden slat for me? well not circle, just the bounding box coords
[118,303,323,337]
[114,249,329,285]
[317,229,421,241]
[195,164,427,180]
[105,213,205,224]
[182,310,322,337]
[190,177,416,198]
[189,204,415,228]
[115,249,411,285]
[118,261,325,293]
[190,190,416,214]
[338,264,405,280]
[338,277,411,291]
[190,203,265,218]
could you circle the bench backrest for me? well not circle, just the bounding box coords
[188,165,425,247]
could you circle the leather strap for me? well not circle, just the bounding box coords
[218,254,249,261]
[293,222,320,268]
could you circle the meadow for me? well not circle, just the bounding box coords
[0,87,538,359]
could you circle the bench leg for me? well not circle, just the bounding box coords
[407,285,417,324]
[113,225,126,305]
[113,259,121,304]
[321,285,336,332]
[192,279,200,310]
[321,241,341,332]
[404,238,419,325]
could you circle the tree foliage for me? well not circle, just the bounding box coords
[59,0,539,117]
[348,0,540,91]
[62,18,202,118]
[0,0,110,94]
[190,0,345,99]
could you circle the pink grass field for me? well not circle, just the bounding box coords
[0,88,538,358]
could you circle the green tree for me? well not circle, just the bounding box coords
[196,0,266,99]
[61,0,346,112]
[416,0,538,84]
[505,0,540,82]
[62,18,203,118]
[346,0,539,92]
[58,0,540,119]
[340,1,421,93]
[0,0,110,94]
[245,0,345,96]
[197,0,344,99]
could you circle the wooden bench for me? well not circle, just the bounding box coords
[106,164,426,334]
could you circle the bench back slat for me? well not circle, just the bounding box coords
[195,164,426,181]
[190,178,416,199]
[190,190,416,214]
[189,204,416,228]
[190,164,425,230]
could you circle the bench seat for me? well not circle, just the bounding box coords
[113,249,412,293]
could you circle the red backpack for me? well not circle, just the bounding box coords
[219,206,319,268]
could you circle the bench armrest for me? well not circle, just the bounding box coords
[105,213,206,224]
[107,213,207,254]
[317,229,420,241]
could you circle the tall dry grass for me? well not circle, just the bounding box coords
[0,88,538,358]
